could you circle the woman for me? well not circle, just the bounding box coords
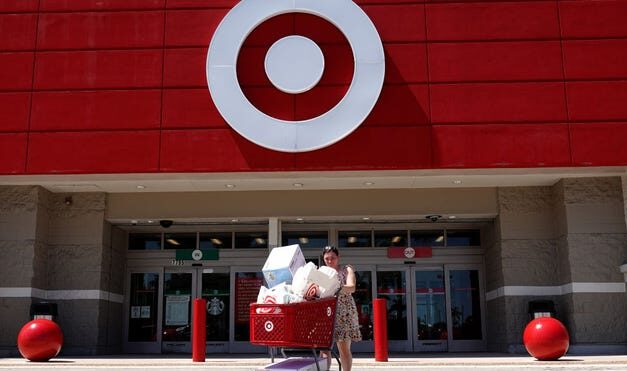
[321,245,361,371]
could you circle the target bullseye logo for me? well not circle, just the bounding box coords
[264,320,274,332]
[304,283,319,300]
[206,0,385,153]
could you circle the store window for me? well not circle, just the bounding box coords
[163,233,197,250]
[447,230,480,246]
[281,231,328,248]
[235,231,268,249]
[410,230,444,247]
[374,230,407,247]
[129,233,162,250]
[199,232,233,249]
[338,230,372,247]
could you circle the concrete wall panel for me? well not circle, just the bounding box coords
[484,222,503,291]
[555,236,573,285]
[623,176,627,226]
[0,186,39,240]
[47,244,106,290]
[563,293,627,343]
[562,177,623,204]
[57,300,101,355]
[486,297,506,352]
[0,298,30,356]
[109,226,127,294]
[0,240,36,287]
[500,239,557,286]
[565,234,627,282]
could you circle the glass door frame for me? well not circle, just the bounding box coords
[199,266,231,353]
[351,264,376,353]
[376,264,487,353]
[445,264,487,352]
[376,266,412,352]
[160,266,233,353]
[411,266,448,352]
[161,267,197,353]
[229,266,267,353]
[123,267,164,354]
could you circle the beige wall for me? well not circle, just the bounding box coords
[0,186,48,355]
[489,177,627,353]
[0,186,125,356]
[556,178,627,352]
[488,186,559,352]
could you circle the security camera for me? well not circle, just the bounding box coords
[426,215,441,222]
[159,220,173,228]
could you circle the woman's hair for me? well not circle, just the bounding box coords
[322,245,339,256]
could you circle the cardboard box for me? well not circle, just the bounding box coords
[262,244,306,288]
[258,357,327,371]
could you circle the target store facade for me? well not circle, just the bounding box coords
[1,0,627,356]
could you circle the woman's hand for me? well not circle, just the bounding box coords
[341,265,356,294]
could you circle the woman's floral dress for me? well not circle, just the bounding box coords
[334,265,362,342]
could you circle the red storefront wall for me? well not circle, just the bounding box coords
[1,0,627,175]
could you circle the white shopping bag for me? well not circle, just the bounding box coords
[292,262,340,299]
[256,283,302,305]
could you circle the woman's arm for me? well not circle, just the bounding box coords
[341,265,356,294]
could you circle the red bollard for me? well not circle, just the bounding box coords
[192,299,206,362]
[373,298,388,362]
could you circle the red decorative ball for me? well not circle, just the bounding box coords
[17,319,64,362]
[523,317,569,361]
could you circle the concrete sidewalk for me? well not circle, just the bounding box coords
[1,354,627,370]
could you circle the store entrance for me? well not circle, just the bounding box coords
[124,266,268,354]
[376,265,486,352]
[161,268,230,353]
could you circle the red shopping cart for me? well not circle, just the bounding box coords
[250,296,341,370]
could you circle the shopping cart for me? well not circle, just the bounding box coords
[250,296,341,371]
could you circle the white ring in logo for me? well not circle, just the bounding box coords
[264,320,274,332]
[206,0,385,153]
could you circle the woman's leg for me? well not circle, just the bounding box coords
[336,340,352,371]
[320,350,331,370]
